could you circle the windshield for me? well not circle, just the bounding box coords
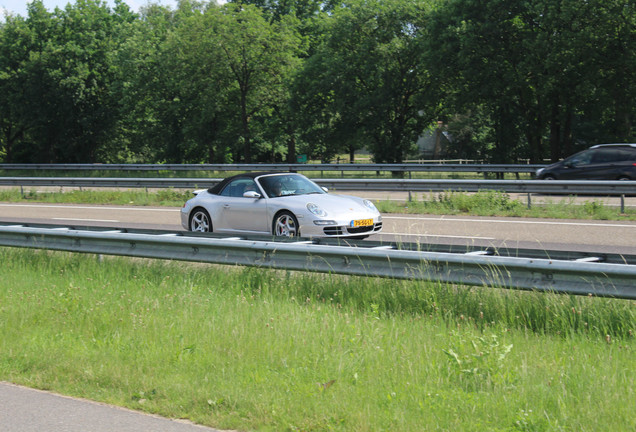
[257,174,325,198]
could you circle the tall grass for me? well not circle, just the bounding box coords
[1,248,634,431]
[375,190,636,220]
[0,187,190,206]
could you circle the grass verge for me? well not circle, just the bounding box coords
[375,190,636,220]
[1,248,634,431]
[0,187,190,207]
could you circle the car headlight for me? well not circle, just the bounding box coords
[363,199,378,212]
[307,203,328,217]
[536,168,544,176]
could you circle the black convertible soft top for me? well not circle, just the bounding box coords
[207,172,285,195]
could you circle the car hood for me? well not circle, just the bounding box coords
[298,193,376,215]
[537,160,564,174]
[543,161,564,169]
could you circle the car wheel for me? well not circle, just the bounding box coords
[190,208,212,232]
[542,174,556,180]
[273,211,299,237]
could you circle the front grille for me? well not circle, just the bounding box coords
[346,225,375,234]
[323,222,382,236]
[323,226,344,236]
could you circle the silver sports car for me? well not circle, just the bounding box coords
[181,172,382,238]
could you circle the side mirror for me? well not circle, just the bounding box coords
[321,187,329,193]
[243,191,261,199]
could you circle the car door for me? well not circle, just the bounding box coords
[559,149,597,179]
[585,148,625,179]
[600,148,636,179]
[216,179,269,233]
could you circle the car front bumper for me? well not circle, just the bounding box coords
[299,215,383,238]
[180,207,190,230]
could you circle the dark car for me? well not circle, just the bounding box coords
[536,144,636,180]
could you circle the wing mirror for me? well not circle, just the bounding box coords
[322,187,329,192]
[243,191,261,199]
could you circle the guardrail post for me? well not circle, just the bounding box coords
[621,194,625,213]
[527,193,532,209]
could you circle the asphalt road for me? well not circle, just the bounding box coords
[0,382,224,432]
[0,202,635,255]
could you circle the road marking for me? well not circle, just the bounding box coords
[0,203,179,212]
[383,215,636,229]
[53,218,119,223]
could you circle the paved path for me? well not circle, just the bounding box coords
[0,382,225,432]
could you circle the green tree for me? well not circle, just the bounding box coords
[113,1,206,163]
[293,0,436,164]
[428,0,533,162]
[0,14,31,162]
[164,1,234,163]
[115,1,301,163]
[213,3,302,162]
[427,0,634,163]
[231,0,324,22]
[1,0,135,163]
[0,1,56,162]
[579,0,635,146]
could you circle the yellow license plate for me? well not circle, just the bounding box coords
[352,219,373,227]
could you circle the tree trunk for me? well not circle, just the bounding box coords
[563,108,573,158]
[287,134,296,164]
[549,99,561,163]
[240,90,251,163]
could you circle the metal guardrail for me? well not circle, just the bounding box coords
[0,223,634,299]
[0,177,217,189]
[1,177,635,196]
[0,162,542,174]
[318,179,636,195]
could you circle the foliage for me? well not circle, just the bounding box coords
[1,0,634,164]
[374,190,527,216]
[0,0,136,163]
[427,0,636,163]
[443,332,514,390]
[435,190,524,213]
[293,0,436,164]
